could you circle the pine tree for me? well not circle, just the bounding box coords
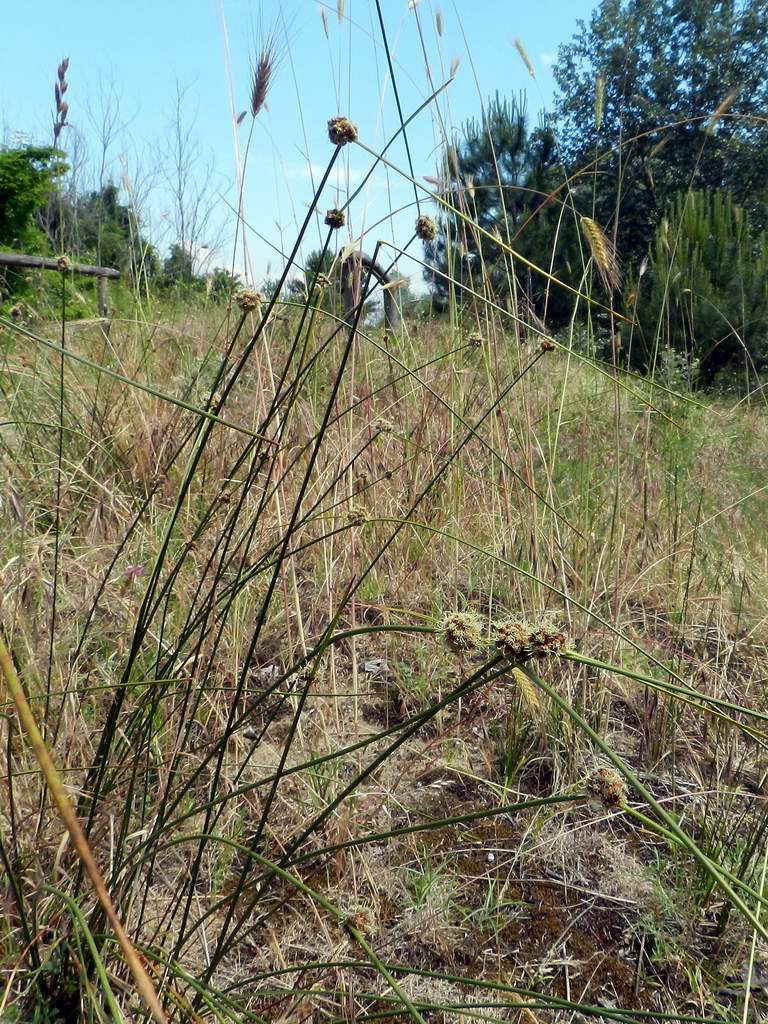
[424,95,577,322]
[632,189,768,380]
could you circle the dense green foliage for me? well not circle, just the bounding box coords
[0,145,67,301]
[64,184,156,272]
[0,145,66,250]
[554,0,768,265]
[630,190,768,380]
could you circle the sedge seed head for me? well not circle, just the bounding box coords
[236,289,262,312]
[346,505,367,527]
[328,116,358,146]
[415,214,437,242]
[493,617,567,661]
[441,612,484,654]
[492,619,533,661]
[324,207,346,229]
[527,624,567,657]
[588,766,628,810]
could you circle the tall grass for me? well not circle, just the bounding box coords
[1,9,767,1024]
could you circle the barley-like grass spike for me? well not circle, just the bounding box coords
[707,88,739,132]
[514,38,535,79]
[595,73,605,132]
[580,216,621,294]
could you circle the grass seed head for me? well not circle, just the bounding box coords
[594,72,605,132]
[325,207,346,229]
[328,116,358,146]
[441,611,484,654]
[250,28,283,118]
[53,57,70,141]
[415,214,437,242]
[514,38,536,79]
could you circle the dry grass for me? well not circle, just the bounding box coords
[1,296,767,1020]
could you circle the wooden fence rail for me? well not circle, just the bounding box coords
[0,250,120,318]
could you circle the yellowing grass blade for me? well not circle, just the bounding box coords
[0,632,168,1024]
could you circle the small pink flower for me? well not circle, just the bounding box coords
[123,563,145,583]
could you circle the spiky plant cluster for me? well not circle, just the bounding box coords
[441,612,485,654]
[492,618,567,661]
[328,116,358,146]
[325,207,346,229]
[415,215,437,242]
[236,289,262,312]
[588,766,628,810]
[53,58,69,142]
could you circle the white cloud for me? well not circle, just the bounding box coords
[540,52,556,68]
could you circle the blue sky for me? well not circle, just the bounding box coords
[1,0,595,284]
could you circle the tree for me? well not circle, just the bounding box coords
[424,95,577,323]
[554,0,768,265]
[43,182,159,281]
[0,145,66,250]
[630,189,768,381]
[206,266,241,301]
[161,243,200,290]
